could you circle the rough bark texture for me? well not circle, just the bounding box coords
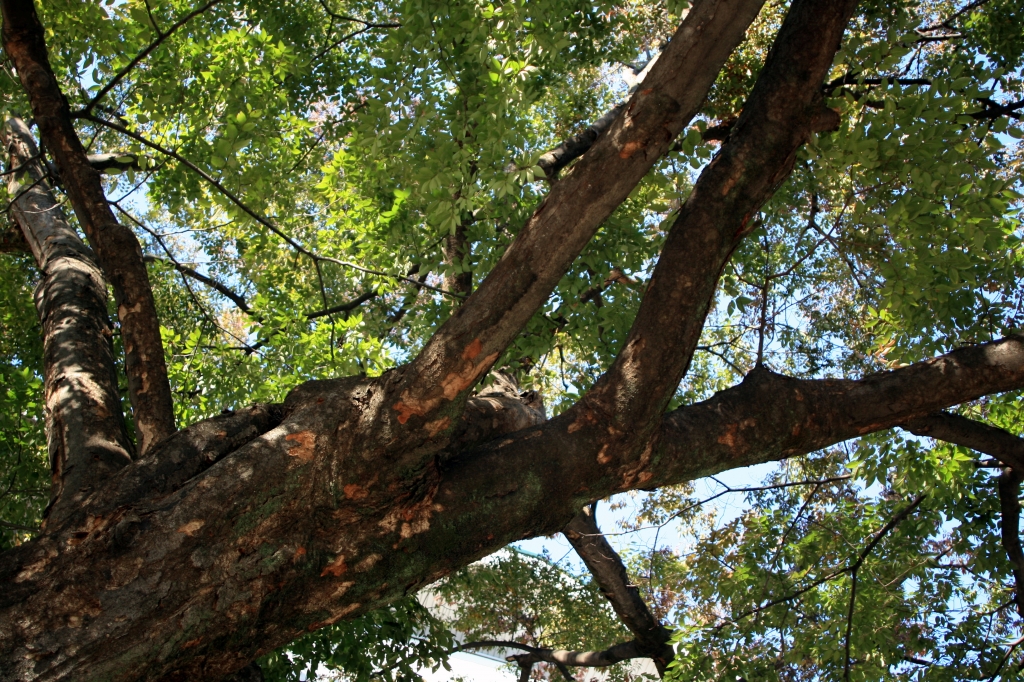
[385,0,768,457]
[2,117,134,528]
[2,0,176,455]
[7,0,1024,679]
[564,505,673,675]
[573,0,855,471]
[3,337,1024,681]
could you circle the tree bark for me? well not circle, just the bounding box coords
[564,505,674,675]
[8,0,1024,680]
[2,337,1023,680]
[573,0,854,472]
[902,412,1024,470]
[2,0,176,455]
[2,117,135,528]
[384,0,768,459]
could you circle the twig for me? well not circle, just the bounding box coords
[80,0,224,116]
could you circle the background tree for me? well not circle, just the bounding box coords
[0,0,1023,680]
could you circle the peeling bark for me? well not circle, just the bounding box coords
[7,0,1024,679]
[2,117,134,528]
[387,0,768,453]
[2,338,1023,680]
[2,0,176,455]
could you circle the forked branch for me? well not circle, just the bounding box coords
[3,0,176,454]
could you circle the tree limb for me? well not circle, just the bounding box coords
[563,504,673,676]
[998,468,1024,616]
[1,117,134,527]
[569,0,856,467]
[536,103,625,179]
[79,0,224,117]
[2,338,1024,679]
[385,0,768,458]
[3,0,176,454]
[143,255,252,314]
[902,412,1024,470]
[899,411,1024,616]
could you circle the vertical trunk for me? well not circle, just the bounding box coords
[2,117,134,526]
[2,0,175,454]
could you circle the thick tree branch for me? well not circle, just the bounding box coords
[3,0,176,454]
[998,468,1024,616]
[902,412,1024,470]
[1,117,134,527]
[569,0,856,468]
[563,504,673,676]
[386,0,768,454]
[2,339,1023,679]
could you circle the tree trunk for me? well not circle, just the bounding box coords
[1,118,135,527]
[3,0,1024,679]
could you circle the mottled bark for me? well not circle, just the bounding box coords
[2,338,1023,681]
[1,117,134,527]
[564,505,673,675]
[2,0,175,455]
[7,0,1024,680]
[386,0,768,457]
[575,0,855,467]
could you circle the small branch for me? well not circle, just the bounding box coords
[723,494,926,626]
[305,291,377,320]
[86,153,147,173]
[85,114,461,298]
[447,639,650,676]
[971,97,1024,122]
[564,503,673,676]
[143,255,251,313]
[843,568,858,682]
[79,0,224,117]
[0,520,39,532]
[537,103,625,179]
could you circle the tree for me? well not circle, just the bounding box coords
[0,0,1022,678]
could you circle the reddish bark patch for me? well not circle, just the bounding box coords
[344,484,368,500]
[619,140,645,159]
[177,520,204,536]
[320,555,347,577]
[285,431,316,462]
[425,416,451,438]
